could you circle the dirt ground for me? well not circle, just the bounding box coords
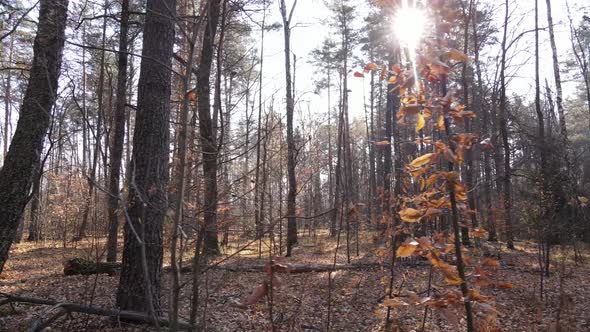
[0,234,589,331]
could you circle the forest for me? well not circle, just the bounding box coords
[0,0,589,330]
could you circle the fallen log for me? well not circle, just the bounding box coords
[63,258,121,276]
[63,258,192,276]
[0,293,192,330]
[63,258,424,276]
[217,262,394,273]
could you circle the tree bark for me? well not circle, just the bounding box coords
[545,0,569,145]
[279,0,298,257]
[27,171,43,241]
[106,0,130,263]
[461,0,475,245]
[116,0,176,314]
[197,0,223,255]
[0,0,68,274]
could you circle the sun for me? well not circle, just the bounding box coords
[392,5,427,49]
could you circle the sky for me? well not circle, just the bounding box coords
[2,0,588,152]
[256,0,589,123]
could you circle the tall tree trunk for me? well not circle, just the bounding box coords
[106,0,130,263]
[254,0,266,240]
[500,0,514,249]
[116,0,176,314]
[545,0,569,146]
[279,0,298,257]
[197,0,222,255]
[3,37,13,159]
[472,4,497,241]
[535,0,553,280]
[461,0,475,245]
[383,57,395,220]
[0,0,68,274]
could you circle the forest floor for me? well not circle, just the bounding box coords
[0,233,589,331]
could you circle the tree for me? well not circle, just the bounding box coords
[545,0,569,146]
[279,0,298,257]
[0,0,68,274]
[196,0,222,255]
[106,0,130,263]
[499,0,514,249]
[116,0,176,315]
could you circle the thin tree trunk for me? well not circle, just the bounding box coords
[197,0,222,255]
[500,0,514,249]
[472,5,497,241]
[169,3,201,329]
[461,0,475,245]
[77,2,108,240]
[254,1,266,240]
[279,0,298,257]
[3,37,13,159]
[545,0,569,146]
[106,0,130,263]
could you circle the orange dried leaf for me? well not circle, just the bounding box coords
[483,258,499,267]
[399,208,422,223]
[364,63,379,72]
[416,113,425,132]
[383,297,409,307]
[409,153,437,168]
[445,48,469,62]
[374,140,390,146]
[397,243,417,257]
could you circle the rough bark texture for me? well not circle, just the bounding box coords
[116,0,176,313]
[27,173,42,241]
[106,0,130,263]
[197,0,222,255]
[0,0,68,274]
[280,0,298,257]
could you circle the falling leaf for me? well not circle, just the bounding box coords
[444,274,463,285]
[241,282,268,306]
[364,63,379,72]
[383,297,409,307]
[483,258,499,267]
[422,208,442,219]
[430,60,451,75]
[445,48,469,62]
[437,114,445,130]
[403,104,424,115]
[416,113,425,132]
[374,140,390,146]
[397,242,418,257]
[187,89,198,102]
[472,228,488,238]
[399,208,423,223]
[354,71,365,78]
[426,174,439,187]
[409,153,437,168]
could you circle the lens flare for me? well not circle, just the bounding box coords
[393,6,426,47]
